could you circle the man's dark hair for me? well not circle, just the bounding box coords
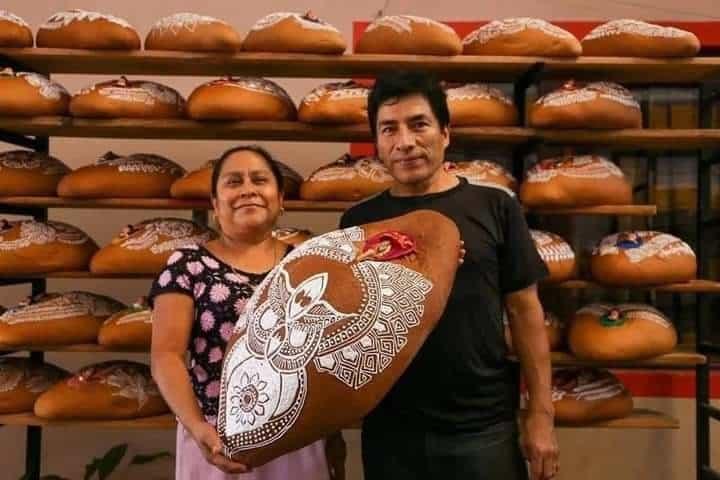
[211,144,284,198]
[367,71,449,139]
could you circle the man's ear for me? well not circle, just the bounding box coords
[442,125,450,149]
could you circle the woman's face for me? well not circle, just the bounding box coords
[211,150,283,238]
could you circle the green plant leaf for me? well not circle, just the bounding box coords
[130,451,173,465]
[96,444,128,480]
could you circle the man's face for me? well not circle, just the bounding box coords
[374,93,450,186]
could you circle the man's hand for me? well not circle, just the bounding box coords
[521,411,559,480]
[326,432,347,480]
[190,421,252,474]
[458,240,466,265]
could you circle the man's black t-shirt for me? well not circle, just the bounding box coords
[339,177,549,433]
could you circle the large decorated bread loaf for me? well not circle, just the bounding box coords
[298,81,369,125]
[463,18,581,57]
[300,154,393,201]
[444,160,517,194]
[0,292,124,346]
[0,358,68,414]
[0,219,98,274]
[36,9,141,50]
[529,81,642,129]
[170,157,302,199]
[520,154,632,208]
[242,12,345,54]
[569,303,677,361]
[98,298,152,350]
[504,310,565,354]
[187,77,296,121]
[590,231,696,286]
[57,151,185,198]
[549,368,634,424]
[218,210,460,466]
[530,230,576,282]
[90,218,216,274]
[34,360,168,420]
[145,13,243,52]
[70,77,186,119]
[0,69,70,116]
[445,83,518,126]
[356,15,462,55]
[0,10,33,47]
[581,20,700,58]
[0,150,71,196]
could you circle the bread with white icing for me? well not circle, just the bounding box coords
[549,368,634,424]
[242,11,345,54]
[355,15,462,55]
[299,154,393,201]
[463,18,581,57]
[530,229,576,282]
[70,77,185,118]
[444,160,517,194]
[145,12,242,52]
[298,81,369,124]
[0,358,68,413]
[0,10,33,47]
[582,20,700,57]
[0,150,70,196]
[445,83,518,126]
[0,69,69,116]
[98,298,152,350]
[36,9,140,50]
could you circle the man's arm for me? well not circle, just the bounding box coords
[505,283,558,480]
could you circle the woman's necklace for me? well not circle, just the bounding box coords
[228,239,279,278]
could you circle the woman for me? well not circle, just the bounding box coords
[149,145,344,479]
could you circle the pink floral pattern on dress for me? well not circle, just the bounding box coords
[148,244,286,425]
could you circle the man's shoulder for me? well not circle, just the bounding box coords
[340,190,389,227]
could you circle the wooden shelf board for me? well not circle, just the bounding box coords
[0,343,148,353]
[0,412,176,429]
[0,409,677,430]
[553,279,720,293]
[530,205,657,216]
[2,49,720,84]
[538,129,720,149]
[546,347,705,369]
[0,197,353,212]
[0,272,155,279]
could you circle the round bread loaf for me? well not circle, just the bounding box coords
[0,68,69,116]
[569,303,677,361]
[520,154,632,208]
[0,150,70,196]
[445,83,518,126]
[0,219,97,274]
[0,358,68,414]
[272,227,314,246]
[590,231,696,286]
[530,229,576,283]
[356,15,462,55]
[98,298,152,350]
[243,11,345,54]
[504,310,565,354]
[298,81,369,124]
[218,210,460,466]
[145,12,242,52]
[70,77,185,119]
[90,218,216,275]
[550,368,634,424]
[34,360,168,420]
[299,154,393,201]
[582,19,700,58]
[463,18,581,57]
[529,80,642,129]
[57,151,185,198]
[36,9,140,50]
[187,77,296,121]
[0,292,124,346]
[170,157,302,199]
[0,10,33,47]
[444,160,517,194]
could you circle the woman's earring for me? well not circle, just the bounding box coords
[280,207,285,216]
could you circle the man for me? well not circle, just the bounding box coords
[339,72,558,480]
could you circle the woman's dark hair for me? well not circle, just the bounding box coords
[367,71,450,139]
[210,145,285,198]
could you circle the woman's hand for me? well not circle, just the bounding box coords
[190,421,252,474]
[458,240,466,265]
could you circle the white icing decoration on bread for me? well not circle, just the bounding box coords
[447,160,516,196]
[301,82,369,105]
[114,310,152,325]
[577,303,672,329]
[41,9,133,30]
[120,220,213,254]
[0,70,68,101]
[0,151,68,175]
[463,18,574,45]
[94,81,182,106]
[526,155,624,183]
[531,230,575,262]
[150,13,225,34]
[0,220,89,251]
[309,157,392,183]
[0,292,123,325]
[366,15,455,35]
[593,231,695,263]
[96,152,183,175]
[251,12,339,33]
[0,10,30,28]
[538,82,639,109]
[446,83,513,105]
[584,19,693,41]
[0,360,64,394]
[209,77,293,103]
[553,369,626,401]
[74,363,159,409]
